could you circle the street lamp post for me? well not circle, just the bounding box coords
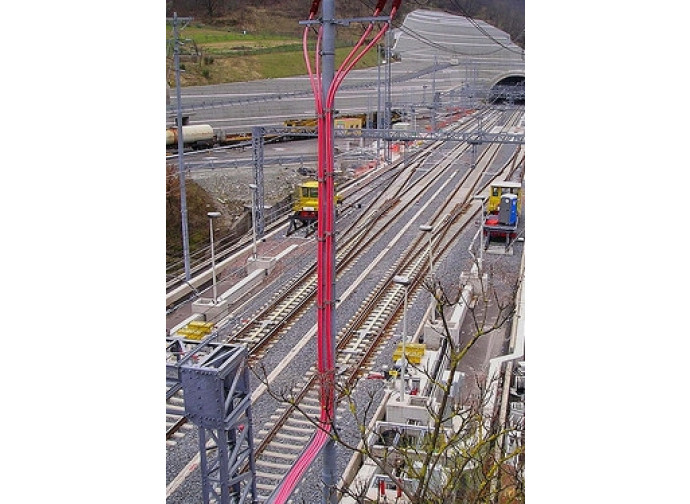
[207,211,221,303]
[249,184,258,260]
[393,275,411,401]
[419,224,435,322]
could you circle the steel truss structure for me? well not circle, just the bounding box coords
[252,127,265,238]
[265,125,525,145]
[168,339,258,504]
[245,113,523,241]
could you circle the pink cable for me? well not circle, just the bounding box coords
[328,12,383,105]
[317,111,328,371]
[321,4,400,369]
[303,28,322,113]
[271,3,401,502]
[328,5,398,105]
[321,7,392,354]
[315,26,323,101]
[304,16,326,371]
[273,425,331,501]
[320,0,401,398]
[331,21,376,95]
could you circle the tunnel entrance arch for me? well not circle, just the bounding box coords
[489,74,525,103]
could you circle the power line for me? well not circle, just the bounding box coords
[446,0,524,54]
[397,9,523,57]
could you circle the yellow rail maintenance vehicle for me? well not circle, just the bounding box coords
[487,181,522,214]
[287,180,343,236]
[482,180,523,247]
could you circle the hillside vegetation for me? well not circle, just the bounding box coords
[165,24,380,86]
[166,0,524,86]
[166,164,219,266]
[166,0,524,44]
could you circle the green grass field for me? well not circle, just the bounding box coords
[166,24,380,86]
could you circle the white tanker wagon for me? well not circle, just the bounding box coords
[166,124,215,149]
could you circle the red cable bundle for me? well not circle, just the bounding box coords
[274,3,401,501]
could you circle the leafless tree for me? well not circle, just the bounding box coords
[255,258,524,503]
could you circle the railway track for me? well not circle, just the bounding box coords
[165,106,525,501]
[164,107,523,436]
[214,111,524,501]
[165,106,508,296]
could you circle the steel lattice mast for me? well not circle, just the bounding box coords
[167,339,258,504]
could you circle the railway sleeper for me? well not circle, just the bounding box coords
[281,424,313,434]
[266,440,304,451]
[255,472,284,482]
[288,417,313,426]
[255,482,278,491]
[296,402,321,412]
[257,460,293,470]
[276,431,311,443]
[261,449,298,460]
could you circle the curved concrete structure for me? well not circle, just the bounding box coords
[168,10,525,132]
[393,9,524,91]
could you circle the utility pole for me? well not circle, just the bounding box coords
[431,56,437,133]
[376,41,382,166]
[171,12,193,282]
[320,4,337,501]
[384,28,392,162]
[286,4,400,503]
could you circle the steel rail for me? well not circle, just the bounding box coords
[165,108,519,443]
[242,110,524,500]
